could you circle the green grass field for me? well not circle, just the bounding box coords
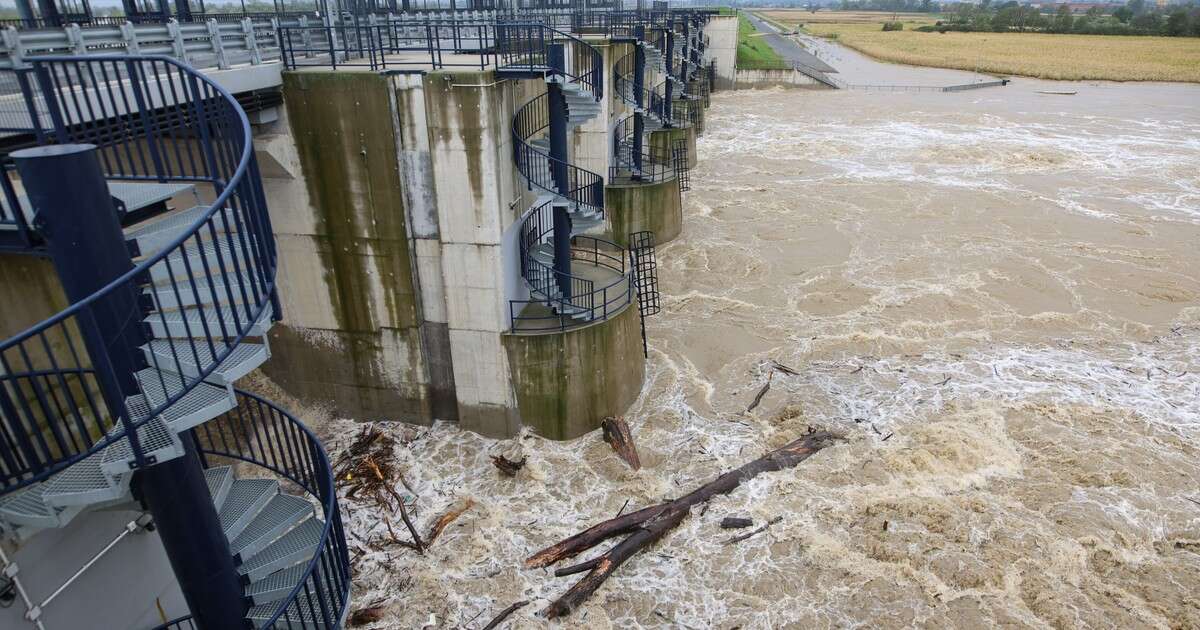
[737,13,786,69]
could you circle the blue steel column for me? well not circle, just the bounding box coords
[547,42,573,300]
[663,27,674,128]
[13,144,247,630]
[34,0,62,26]
[632,36,646,176]
[14,0,35,23]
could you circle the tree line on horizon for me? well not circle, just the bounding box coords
[833,0,1200,36]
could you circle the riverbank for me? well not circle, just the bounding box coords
[756,9,1200,82]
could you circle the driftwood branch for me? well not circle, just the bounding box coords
[723,516,782,545]
[481,600,530,630]
[602,417,642,470]
[525,430,840,618]
[426,499,475,546]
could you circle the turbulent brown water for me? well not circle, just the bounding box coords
[315,78,1200,629]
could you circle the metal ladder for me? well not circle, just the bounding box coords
[628,230,660,358]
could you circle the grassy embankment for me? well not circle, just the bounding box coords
[737,13,788,69]
[757,9,1200,82]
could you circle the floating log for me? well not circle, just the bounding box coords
[723,516,782,545]
[719,516,753,529]
[525,430,840,618]
[601,417,642,470]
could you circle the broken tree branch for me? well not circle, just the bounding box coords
[481,600,529,630]
[746,372,775,412]
[602,417,642,470]
[525,430,840,618]
[426,498,475,546]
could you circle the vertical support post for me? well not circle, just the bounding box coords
[14,0,35,24]
[175,0,193,21]
[663,28,673,127]
[35,0,63,27]
[547,42,568,197]
[552,203,572,301]
[13,144,145,400]
[137,440,248,630]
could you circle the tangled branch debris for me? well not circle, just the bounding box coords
[492,455,527,477]
[525,429,841,619]
[335,425,424,551]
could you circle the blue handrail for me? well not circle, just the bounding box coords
[0,54,276,493]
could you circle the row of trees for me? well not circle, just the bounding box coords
[930,0,1200,36]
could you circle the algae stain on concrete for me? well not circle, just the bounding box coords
[281,71,423,389]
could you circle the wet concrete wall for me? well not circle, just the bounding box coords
[703,14,739,90]
[606,176,683,248]
[264,71,445,423]
[502,303,645,440]
[734,68,824,89]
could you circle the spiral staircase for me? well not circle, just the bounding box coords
[0,55,348,629]
[502,27,636,331]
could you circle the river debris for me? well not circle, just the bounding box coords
[602,417,642,470]
[426,498,475,546]
[720,516,754,529]
[348,603,388,626]
[724,516,783,545]
[491,455,526,477]
[481,600,529,630]
[746,372,774,412]
[746,360,803,412]
[335,425,424,551]
[525,429,841,619]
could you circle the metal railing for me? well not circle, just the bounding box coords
[0,54,277,494]
[512,200,631,332]
[190,390,350,629]
[609,113,670,183]
[512,90,603,215]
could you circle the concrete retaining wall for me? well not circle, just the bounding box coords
[703,14,738,90]
[734,68,825,90]
[650,125,697,172]
[606,176,683,248]
[502,303,645,440]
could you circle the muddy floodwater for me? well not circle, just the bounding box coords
[319,76,1200,629]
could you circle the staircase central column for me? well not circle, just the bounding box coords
[633,37,646,176]
[547,42,573,300]
[663,27,674,128]
[14,144,247,630]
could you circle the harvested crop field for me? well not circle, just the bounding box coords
[757,10,1200,82]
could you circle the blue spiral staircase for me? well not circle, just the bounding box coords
[0,55,348,629]
[501,25,634,331]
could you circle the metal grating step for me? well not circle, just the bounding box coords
[43,452,128,508]
[99,414,185,477]
[143,302,273,339]
[232,493,314,563]
[238,517,323,582]
[243,563,313,607]
[140,340,269,386]
[205,465,234,512]
[131,368,236,433]
[125,205,236,254]
[147,237,264,285]
[144,273,260,311]
[0,484,76,529]
[108,181,196,214]
[246,580,339,629]
[219,479,279,541]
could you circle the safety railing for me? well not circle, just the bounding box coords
[512,200,631,332]
[278,17,497,71]
[511,91,603,215]
[0,55,276,494]
[189,390,350,629]
[609,114,671,183]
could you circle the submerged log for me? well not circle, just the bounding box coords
[525,430,840,618]
[492,455,527,477]
[425,499,475,546]
[720,516,754,529]
[601,417,642,470]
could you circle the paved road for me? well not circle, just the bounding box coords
[744,12,838,74]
